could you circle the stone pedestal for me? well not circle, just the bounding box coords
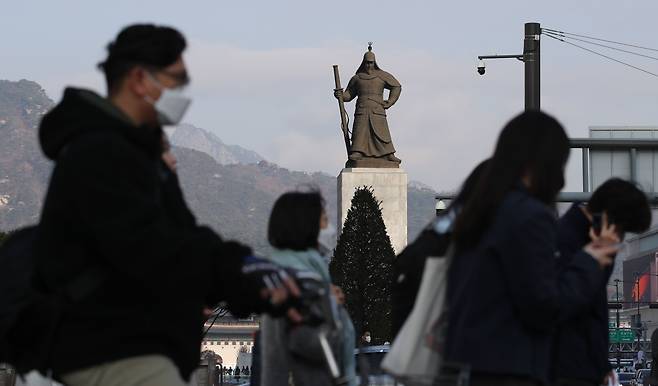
[337,168,407,255]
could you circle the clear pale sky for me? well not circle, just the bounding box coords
[3,0,658,191]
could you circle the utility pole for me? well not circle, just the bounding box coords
[477,22,541,111]
[615,279,621,369]
[636,273,642,360]
[524,22,541,110]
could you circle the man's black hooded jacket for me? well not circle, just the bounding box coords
[36,88,258,380]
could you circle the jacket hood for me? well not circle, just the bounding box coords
[39,88,160,160]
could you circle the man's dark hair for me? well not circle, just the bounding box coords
[453,111,570,251]
[268,191,325,251]
[588,178,651,235]
[98,24,186,93]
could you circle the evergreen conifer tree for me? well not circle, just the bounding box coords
[330,186,395,344]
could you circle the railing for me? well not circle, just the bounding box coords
[436,138,658,205]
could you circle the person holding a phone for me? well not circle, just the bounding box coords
[554,178,651,386]
[445,111,619,386]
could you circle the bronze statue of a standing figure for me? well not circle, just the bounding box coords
[333,43,402,168]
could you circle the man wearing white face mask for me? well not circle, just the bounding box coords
[35,24,302,386]
[143,71,191,126]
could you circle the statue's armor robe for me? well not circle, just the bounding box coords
[343,70,401,158]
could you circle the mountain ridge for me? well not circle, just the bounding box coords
[0,79,437,253]
[170,123,264,165]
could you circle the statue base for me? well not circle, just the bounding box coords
[345,158,400,168]
[337,168,408,255]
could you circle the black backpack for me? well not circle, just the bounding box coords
[0,226,54,374]
[0,225,103,376]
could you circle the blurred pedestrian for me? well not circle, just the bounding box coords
[360,331,372,346]
[555,178,651,386]
[260,191,356,386]
[35,24,301,386]
[445,111,618,386]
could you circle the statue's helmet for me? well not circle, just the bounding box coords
[356,42,380,74]
[363,49,376,62]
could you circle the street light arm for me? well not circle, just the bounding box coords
[476,22,541,110]
[478,54,524,61]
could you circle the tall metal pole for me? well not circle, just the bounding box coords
[615,279,621,369]
[636,273,641,359]
[524,22,541,110]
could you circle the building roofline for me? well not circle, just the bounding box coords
[589,126,658,131]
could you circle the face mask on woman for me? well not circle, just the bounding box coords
[319,223,336,249]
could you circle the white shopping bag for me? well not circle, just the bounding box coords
[381,248,452,385]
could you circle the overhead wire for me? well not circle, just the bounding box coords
[542,27,658,53]
[542,30,658,79]
[542,30,658,62]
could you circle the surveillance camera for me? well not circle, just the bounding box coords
[477,60,486,75]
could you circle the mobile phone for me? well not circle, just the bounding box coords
[592,213,603,236]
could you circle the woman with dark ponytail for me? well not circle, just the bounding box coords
[444,111,618,386]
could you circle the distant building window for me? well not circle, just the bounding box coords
[240,342,244,346]
[232,341,236,345]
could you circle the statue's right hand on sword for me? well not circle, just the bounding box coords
[333,88,353,102]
